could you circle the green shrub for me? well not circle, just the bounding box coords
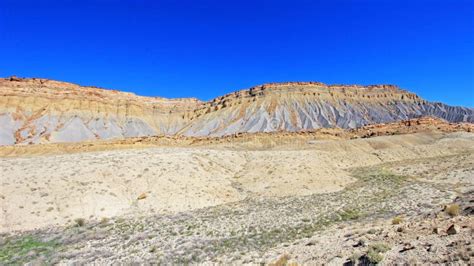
[367,250,384,264]
[0,236,57,264]
[339,208,361,221]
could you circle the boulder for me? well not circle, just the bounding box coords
[447,224,460,235]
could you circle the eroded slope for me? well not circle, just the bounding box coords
[1,78,472,145]
[0,77,201,145]
[181,82,473,136]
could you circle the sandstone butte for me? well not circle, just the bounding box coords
[0,76,473,145]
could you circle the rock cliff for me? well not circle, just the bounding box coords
[180,82,473,136]
[0,77,472,145]
[0,77,201,145]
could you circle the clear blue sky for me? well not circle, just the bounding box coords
[1,0,473,106]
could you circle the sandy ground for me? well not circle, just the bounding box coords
[0,148,353,233]
[0,131,473,264]
[1,132,472,233]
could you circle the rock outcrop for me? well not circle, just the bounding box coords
[0,77,201,145]
[0,77,472,145]
[180,82,473,136]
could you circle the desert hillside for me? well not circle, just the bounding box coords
[1,77,472,145]
[2,0,472,264]
[180,82,473,136]
[0,77,201,145]
[1,78,473,265]
[0,122,473,264]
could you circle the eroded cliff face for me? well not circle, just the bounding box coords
[0,78,472,145]
[0,77,201,145]
[179,82,473,136]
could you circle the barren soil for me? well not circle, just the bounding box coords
[0,131,473,264]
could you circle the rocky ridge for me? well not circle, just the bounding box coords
[0,77,472,145]
[181,82,472,136]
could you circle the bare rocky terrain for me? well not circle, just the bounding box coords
[0,127,473,264]
[0,78,473,265]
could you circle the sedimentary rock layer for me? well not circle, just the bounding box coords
[180,82,473,136]
[0,77,472,145]
[0,77,201,145]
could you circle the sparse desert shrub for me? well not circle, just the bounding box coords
[349,252,360,264]
[0,236,58,264]
[367,250,384,264]
[370,243,390,253]
[366,243,390,264]
[100,217,110,225]
[269,254,290,266]
[367,228,377,234]
[392,216,403,225]
[445,204,460,216]
[339,208,361,221]
[74,218,86,227]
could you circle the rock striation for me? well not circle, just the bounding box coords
[0,77,201,145]
[180,82,473,136]
[0,77,473,145]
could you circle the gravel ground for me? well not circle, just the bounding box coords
[1,152,472,264]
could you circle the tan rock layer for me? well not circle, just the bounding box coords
[192,82,423,118]
[0,76,472,145]
[1,77,420,118]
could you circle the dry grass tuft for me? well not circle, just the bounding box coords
[392,216,403,225]
[74,218,86,227]
[445,204,460,217]
[269,254,298,266]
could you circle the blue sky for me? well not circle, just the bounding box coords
[0,0,473,106]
